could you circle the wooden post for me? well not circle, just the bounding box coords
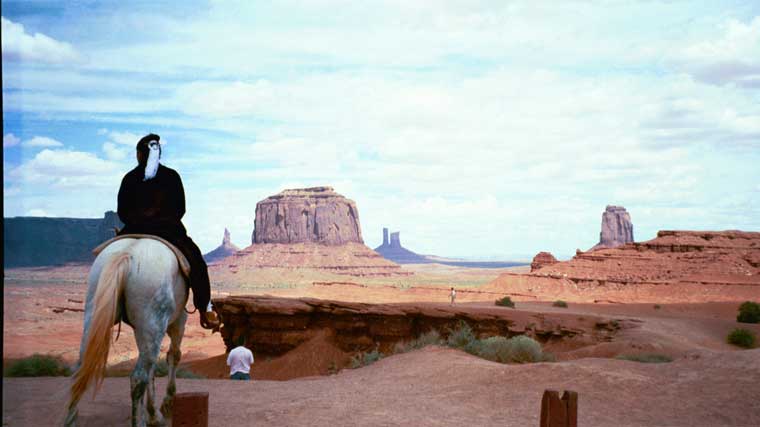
[540,390,577,427]
[172,392,209,427]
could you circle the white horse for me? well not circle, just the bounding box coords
[65,238,189,427]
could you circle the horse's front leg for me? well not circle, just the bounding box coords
[161,312,187,419]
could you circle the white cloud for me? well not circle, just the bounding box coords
[22,136,64,147]
[676,17,760,87]
[3,3,759,256]
[107,131,143,146]
[1,16,82,64]
[7,149,123,189]
[26,209,49,217]
[3,133,20,147]
[102,142,128,160]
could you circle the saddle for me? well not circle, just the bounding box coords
[92,234,191,279]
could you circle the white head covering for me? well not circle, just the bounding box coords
[143,140,160,181]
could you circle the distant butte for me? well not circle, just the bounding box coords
[210,187,410,278]
[204,228,241,264]
[590,205,633,251]
[253,186,363,245]
[374,228,431,264]
[530,251,558,272]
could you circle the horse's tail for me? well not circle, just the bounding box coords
[67,251,131,409]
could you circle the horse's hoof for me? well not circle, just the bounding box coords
[147,413,166,427]
[160,399,173,418]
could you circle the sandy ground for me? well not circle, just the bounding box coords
[4,347,760,427]
[4,263,760,426]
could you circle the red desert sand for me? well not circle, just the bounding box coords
[3,230,760,426]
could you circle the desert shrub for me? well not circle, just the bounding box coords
[327,361,338,375]
[727,328,757,349]
[653,304,661,310]
[446,321,482,354]
[552,300,568,308]
[495,296,515,308]
[4,354,72,377]
[394,330,442,354]
[476,336,513,363]
[477,336,549,363]
[501,335,545,363]
[615,353,672,363]
[350,348,383,368]
[737,301,760,324]
[447,328,549,364]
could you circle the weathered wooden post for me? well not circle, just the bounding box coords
[172,392,209,427]
[540,389,577,427]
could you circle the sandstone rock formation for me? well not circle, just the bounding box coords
[374,228,431,264]
[213,296,621,357]
[483,230,760,303]
[530,251,558,272]
[203,228,241,264]
[210,242,411,278]
[590,205,633,251]
[3,211,123,268]
[253,187,363,245]
[211,188,409,278]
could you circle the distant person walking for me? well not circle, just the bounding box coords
[450,287,456,306]
[227,337,254,380]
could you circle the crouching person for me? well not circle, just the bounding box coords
[227,336,254,380]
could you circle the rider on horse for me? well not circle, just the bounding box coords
[117,133,220,330]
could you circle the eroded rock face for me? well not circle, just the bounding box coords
[209,242,411,278]
[213,296,621,356]
[204,228,241,264]
[253,187,363,245]
[531,252,558,272]
[484,230,760,303]
[590,205,633,251]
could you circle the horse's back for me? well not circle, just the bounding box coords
[89,238,187,326]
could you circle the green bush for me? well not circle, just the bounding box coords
[4,354,72,377]
[503,335,545,363]
[727,328,757,349]
[446,321,481,354]
[737,301,760,324]
[475,335,548,364]
[615,353,672,363]
[495,296,515,308]
[552,300,568,308]
[445,322,550,364]
[350,348,384,368]
[394,330,442,354]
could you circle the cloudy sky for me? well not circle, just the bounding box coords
[3,1,759,260]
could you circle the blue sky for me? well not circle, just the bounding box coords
[3,1,759,260]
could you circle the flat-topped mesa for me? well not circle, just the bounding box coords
[253,186,363,245]
[530,251,558,272]
[590,205,633,251]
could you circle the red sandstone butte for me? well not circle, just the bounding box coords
[531,252,558,272]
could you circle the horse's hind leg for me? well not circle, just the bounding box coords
[132,322,168,427]
[161,310,187,418]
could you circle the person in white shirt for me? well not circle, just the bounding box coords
[450,287,456,305]
[227,336,254,380]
